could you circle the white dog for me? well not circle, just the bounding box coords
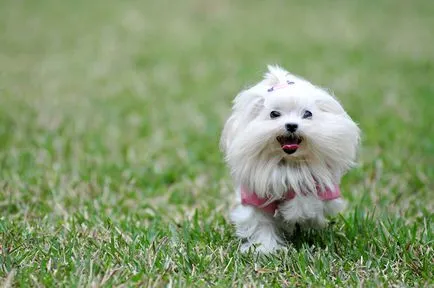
[221,65,360,253]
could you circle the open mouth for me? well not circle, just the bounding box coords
[276,134,302,155]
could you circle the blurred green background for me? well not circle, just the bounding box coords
[0,0,433,286]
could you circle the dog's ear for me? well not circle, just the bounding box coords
[315,91,346,115]
[220,113,238,153]
[220,88,264,153]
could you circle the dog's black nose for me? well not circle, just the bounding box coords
[285,123,298,133]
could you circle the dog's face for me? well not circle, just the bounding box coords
[252,84,322,158]
[221,66,360,179]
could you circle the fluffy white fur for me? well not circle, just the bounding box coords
[221,65,360,253]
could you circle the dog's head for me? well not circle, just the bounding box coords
[221,65,360,188]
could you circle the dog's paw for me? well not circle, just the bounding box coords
[324,198,347,216]
[240,241,286,254]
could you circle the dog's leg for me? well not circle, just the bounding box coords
[279,196,327,230]
[302,198,346,230]
[280,197,346,230]
[230,204,284,253]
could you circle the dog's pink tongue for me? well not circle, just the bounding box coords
[282,144,299,150]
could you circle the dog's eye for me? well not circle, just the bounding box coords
[302,110,312,119]
[270,111,281,119]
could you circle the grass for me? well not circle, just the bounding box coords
[0,0,433,286]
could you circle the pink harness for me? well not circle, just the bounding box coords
[241,186,341,214]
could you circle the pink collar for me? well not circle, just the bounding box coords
[241,185,341,214]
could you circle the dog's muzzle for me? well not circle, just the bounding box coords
[276,134,302,154]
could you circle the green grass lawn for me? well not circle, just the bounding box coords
[1,0,433,286]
